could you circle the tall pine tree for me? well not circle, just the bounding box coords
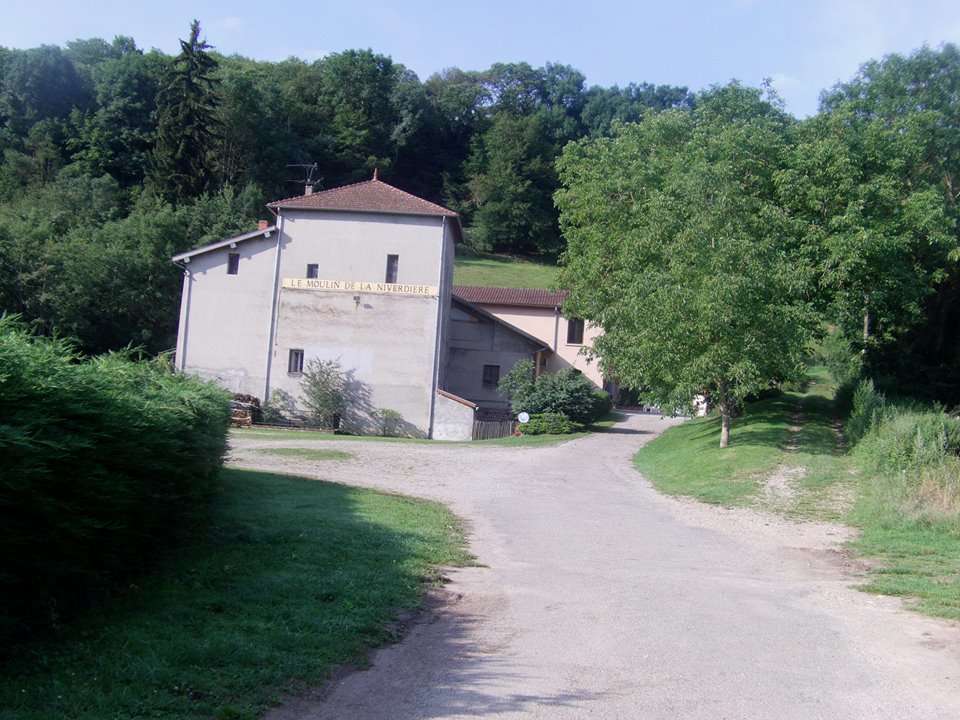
[151,20,220,201]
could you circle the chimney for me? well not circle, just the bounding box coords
[372,168,379,181]
[258,220,268,231]
[304,184,314,195]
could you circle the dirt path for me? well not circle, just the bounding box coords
[229,413,960,720]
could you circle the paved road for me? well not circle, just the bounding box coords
[231,413,960,720]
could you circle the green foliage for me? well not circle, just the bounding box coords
[499,360,608,425]
[0,317,231,642]
[151,21,221,200]
[374,408,404,437]
[521,412,581,435]
[300,358,347,429]
[557,84,816,444]
[845,378,886,445]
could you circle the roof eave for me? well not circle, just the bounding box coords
[171,225,276,263]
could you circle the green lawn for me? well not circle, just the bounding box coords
[0,469,470,720]
[233,412,625,449]
[453,252,559,289]
[633,367,960,621]
[633,394,796,505]
[256,447,353,461]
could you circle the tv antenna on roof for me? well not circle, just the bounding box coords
[286,162,320,195]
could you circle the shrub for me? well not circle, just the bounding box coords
[301,358,346,429]
[846,378,886,444]
[374,408,403,437]
[818,330,862,386]
[0,317,230,642]
[521,412,582,435]
[499,362,608,425]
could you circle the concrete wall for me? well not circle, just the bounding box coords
[433,391,475,441]
[176,232,278,396]
[469,304,605,388]
[176,209,452,436]
[444,302,541,408]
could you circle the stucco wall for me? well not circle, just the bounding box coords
[271,290,439,436]
[433,391,475,441]
[176,232,278,397]
[444,303,541,408]
[176,209,451,437]
[469,304,605,387]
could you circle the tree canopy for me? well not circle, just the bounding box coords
[557,85,816,446]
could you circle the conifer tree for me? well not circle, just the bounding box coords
[151,20,220,201]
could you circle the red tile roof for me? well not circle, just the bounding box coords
[453,286,568,308]
[267,178,458,217]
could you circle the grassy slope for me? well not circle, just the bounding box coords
[633,367,960,620]
[1,470,470,720]
[453,252,559,289]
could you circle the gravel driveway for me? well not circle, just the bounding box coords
[229,412,960,720]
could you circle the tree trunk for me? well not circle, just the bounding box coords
[719,405,731,449]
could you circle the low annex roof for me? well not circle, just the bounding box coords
[171,224,276,263]
[267,176,458,218]
[453,286,569,309]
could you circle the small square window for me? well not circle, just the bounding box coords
[227,253,240,275]
[566,318,584,345]
[482,364,500,389]
[288,349,304,374]
[306,263,319,279]
[385,254,399,284]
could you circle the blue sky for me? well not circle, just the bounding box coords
[2,0,959,117]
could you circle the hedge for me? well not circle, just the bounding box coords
[0,317,231,642]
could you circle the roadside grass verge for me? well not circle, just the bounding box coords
[234,412,625,449]
[257,447,353,461]
[633,395,794,505]
[453,252,559,289]
[633,366,960,621]
[0,469,470,720]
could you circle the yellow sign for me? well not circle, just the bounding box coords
[282,278,438,297]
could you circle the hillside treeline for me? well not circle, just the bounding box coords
[0,21,689,354]
[0,22,958,402]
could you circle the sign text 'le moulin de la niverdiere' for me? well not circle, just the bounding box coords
[282,278,438,297]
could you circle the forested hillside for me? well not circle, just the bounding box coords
[0,20,690,355]
[1,21,958,403]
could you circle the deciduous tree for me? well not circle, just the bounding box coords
[557,85,816,447]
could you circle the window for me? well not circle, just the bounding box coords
[306,263,319,279]
[482,364,500,389]
[227,252,240,275]
[567,318,584,345]
[288,349,304,374]
[385,254,399,283]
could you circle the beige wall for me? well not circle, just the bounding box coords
[469,304,605,387]
[176,209,451,436]
[444,303,542,408]
[433,391,475,441]
[175,233,278,395]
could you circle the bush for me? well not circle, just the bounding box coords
[301,358,346,429]
[499,362,609,425]
[818,330,862,386]
[0,317,230,642]
[846,378,886,444]
[521,413,582,435]
[374,408,403,437]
